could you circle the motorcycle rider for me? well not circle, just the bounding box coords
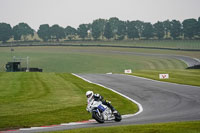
[86,90,118,114]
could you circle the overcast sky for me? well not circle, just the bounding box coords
[0,0,200,30]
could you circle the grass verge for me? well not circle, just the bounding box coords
[130,69,200,86]
[48,121,200,133]
[0,72,138,131]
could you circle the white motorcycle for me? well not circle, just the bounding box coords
[87,99,122,123]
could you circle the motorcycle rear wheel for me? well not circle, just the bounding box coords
[114,112,122,122]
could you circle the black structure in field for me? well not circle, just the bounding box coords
[6,62,42,72]
[6,62,21,72]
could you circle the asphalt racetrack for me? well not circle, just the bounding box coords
[9,73,200,133]
[78,73,200,124]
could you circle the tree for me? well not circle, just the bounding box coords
[104,22,113,39]
[163,20,171,38]
[91,19,106,40]
[134,20,144,38]
[116,20,126,40]
[12,26,21,40]
[91,20,102,40]
[197,17,200,37]
[153,21,165,39]
[13,23,34,41]
[64,26,77,40]
[126,21,139,39]
[0,23,12,43]
[109,17,120,39]
[65,26,77,36]
[141,22,154,39]
[37,24,50,41]
[50,24,65,41]
[170,20,181,39]
[182,18,197,39]
[77,24,88,40]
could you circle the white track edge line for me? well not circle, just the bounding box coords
[72,73,143,118]
[14,73,143,132]
[193,58,200,64]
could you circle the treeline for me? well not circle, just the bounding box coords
[0,17,200,43]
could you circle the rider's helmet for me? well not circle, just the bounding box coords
[86,91,94,101]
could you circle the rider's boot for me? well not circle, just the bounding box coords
[106,101,118,114]
[102,100,118,114]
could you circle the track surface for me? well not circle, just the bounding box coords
[78,74,200,124]
[8,74,200,133]
[67,49,200,67]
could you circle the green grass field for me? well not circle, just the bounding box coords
[0,46,190,73]
[131,69,200,86]
[49,121,200,133]
[0,72,137,130]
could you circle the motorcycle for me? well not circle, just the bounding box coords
[86,99,122,123]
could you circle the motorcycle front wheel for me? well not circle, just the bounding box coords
[92,110,104,123]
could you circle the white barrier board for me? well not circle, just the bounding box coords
[106,72,112,74]
[159,74,169,79]
[124,69,132,74]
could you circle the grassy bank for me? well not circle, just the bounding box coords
[49,121,200,133]
[0,72,137,130]
[131,69,200,86]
